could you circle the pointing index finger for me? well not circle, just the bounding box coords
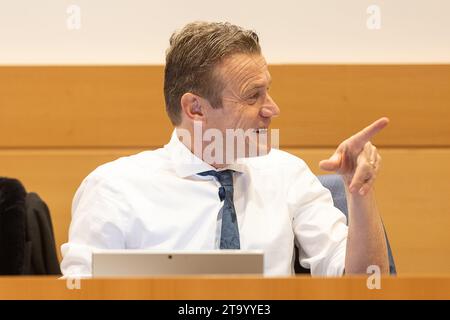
[349,117,389,149]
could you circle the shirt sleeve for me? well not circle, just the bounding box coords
[288,161,348,276]
[60,172,129,277]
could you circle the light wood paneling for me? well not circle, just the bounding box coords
[1,276,450,300]
[1,147,449,274]
[1,65,449,148]
[1,64,448,274]
[0,67,171,148]
[270,65,450,147]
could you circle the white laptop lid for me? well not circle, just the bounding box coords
[92,250,264,277]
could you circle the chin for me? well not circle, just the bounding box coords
[223,128,274,163]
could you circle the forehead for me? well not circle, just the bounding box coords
[215,54,271,91]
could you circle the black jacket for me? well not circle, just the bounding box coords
[0,177,60,275]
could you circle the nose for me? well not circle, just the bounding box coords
[260,94,280,118]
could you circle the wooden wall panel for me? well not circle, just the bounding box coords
[1,64,448,274]
[0,67,171,147]
[270,65,450,147]
[1,65,449,148]
[1,148,449,274]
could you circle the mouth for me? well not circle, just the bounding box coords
[253,128,268,134]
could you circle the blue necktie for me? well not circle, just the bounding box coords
[198,170,240,249]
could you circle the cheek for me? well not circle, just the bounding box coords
[221,102,259,129]
[240,106,261,124]
[223,105,246,126]
[205,108,226,127]
[233,111,252,127]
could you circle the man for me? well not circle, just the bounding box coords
[61,22,389,276]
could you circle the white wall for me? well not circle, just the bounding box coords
[0,0,449,64]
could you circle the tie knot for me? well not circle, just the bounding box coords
[198,169,234,187]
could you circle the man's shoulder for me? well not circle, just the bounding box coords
[269,148,307,164]
[244,148,309,170]
[87,147,170,182]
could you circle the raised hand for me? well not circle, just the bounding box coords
[319,117,389,196]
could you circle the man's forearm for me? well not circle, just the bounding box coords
[318,117,391,274]
[344,188,389,274]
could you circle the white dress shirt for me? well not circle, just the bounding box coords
[61,131,348,276]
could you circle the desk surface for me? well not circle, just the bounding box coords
[0,275,449,300]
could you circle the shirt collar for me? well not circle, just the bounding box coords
[164,129,246,178]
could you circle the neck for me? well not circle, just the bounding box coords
[175,126,231,169]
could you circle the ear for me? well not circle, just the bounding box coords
[180,93,205,122]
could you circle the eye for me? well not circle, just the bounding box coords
[250,92,259,99]
[247,92,260,104]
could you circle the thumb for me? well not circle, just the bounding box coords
[319,152,342,171]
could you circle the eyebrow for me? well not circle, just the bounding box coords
[245,78,272,92]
